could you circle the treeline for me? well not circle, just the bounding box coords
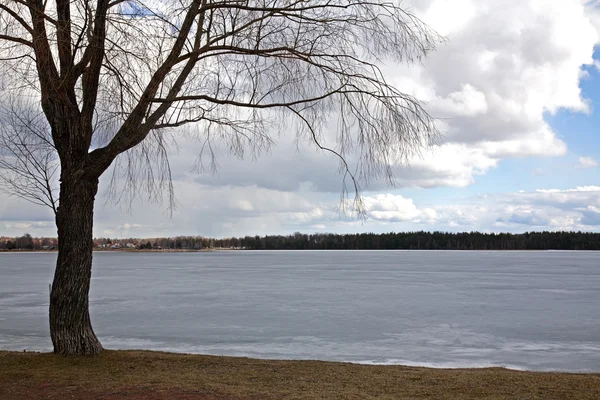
[94,236,205,250]
[214,231,600,250]
[3,231,600,251]
[0,234,56,250]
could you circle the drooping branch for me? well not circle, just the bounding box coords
[0,100,59,214]
[2,0,441,214]
[286,104,365,217]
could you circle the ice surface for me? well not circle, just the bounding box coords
[1,250,599,372]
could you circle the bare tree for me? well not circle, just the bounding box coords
[0,0,440,355]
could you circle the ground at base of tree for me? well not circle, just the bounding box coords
[1,350,599,400]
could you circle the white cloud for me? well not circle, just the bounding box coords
[429,84,488,117]
[168,0,597,194]
[420,0,478,36]
[1,179,599,237]
[354,186,600,232]
[91,181,332,238]
[376,0,595,188]
[4,221,51,230]
[576,156,599,168]
[363,194,422,222]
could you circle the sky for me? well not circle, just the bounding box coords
[1,0,600,239]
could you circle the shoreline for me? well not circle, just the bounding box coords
[1,346,595,373]
[0,248,212,253]
[1,349,599,399]
[1,248,598,253]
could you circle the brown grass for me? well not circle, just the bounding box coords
[1,350,599,399]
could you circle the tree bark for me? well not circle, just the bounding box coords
[49,172,103,355]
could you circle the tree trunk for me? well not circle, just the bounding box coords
[49,173,103,355]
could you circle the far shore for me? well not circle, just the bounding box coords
[1,350,599,399]
[0,248,214,253]
[1,248,598,253]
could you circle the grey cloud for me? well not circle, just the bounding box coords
[505,213,550,226]
[0,192,54,223]
[581,209,600,226]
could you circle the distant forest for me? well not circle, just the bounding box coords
[221,231,600,250]
[100,231,600,251]
[2,231,600,251]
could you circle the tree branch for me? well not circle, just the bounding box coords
[0,34,33,46]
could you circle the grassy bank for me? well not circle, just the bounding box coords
[1,350,599,399]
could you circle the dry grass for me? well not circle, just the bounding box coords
[1,350,599,399]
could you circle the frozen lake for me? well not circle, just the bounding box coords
[1,250,599,372]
